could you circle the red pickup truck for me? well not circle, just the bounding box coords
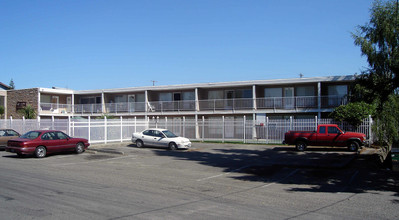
[284,124,367,151]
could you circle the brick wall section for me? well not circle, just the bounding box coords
[7,88,39,119]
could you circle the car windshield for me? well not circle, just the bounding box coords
[162,130,178,138]
[20,131,41,139]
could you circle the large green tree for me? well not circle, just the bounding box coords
[352,0,399,105]
[352,0,399,146]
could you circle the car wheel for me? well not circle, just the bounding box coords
[348,141,359,152]
[295,141,307,151]
[136,140,144,148]
[35,146,47,158]
[169,142,177,150]
[76,142,85,154]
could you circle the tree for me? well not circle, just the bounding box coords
[9,79,15,90]
[329,102,376,128]
[350,0,399,149]
[352,0,399,107]
[18,105,36,119]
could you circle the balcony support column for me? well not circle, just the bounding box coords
[195,88,200,112]
[101,91,106,114]
[72,94,75,114]
[252,85,257,110]
[144,90,149,120]
[317,82,321,118]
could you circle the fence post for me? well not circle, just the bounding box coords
[134,116,137,133]
[22,116,25,132]
[315,115,318,131]
[68,116,71,136]
[289,116,293,130]
[10,116,13,129]
[37,116,40,131]
[222,116,225,143]
[195,114,199,140]
[183,116,186,137]
[243,115,246,143]
[266,117,269,144]
[52,116,55,130]
[202,116,205,142]
[368,115,373,147]
[120,116,123,142]
[165,117,168,129]
[88,116,91,143]
[104,116,108,144]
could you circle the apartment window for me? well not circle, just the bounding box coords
[265,88,282,97]
[328,85,348,106]
[296,86,315,96]
[40,95,51,103]
[81,97,101,104]
[296,86,316,107]
[208,91,223,99]
[236,89,252,98]
[115,95,127,103]
[328,85,347,97]
[182,92,195,100]
[159,93,172,101]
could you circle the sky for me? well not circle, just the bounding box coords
[0,0,374,90]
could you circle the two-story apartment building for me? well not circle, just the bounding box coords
[4,75,353,122]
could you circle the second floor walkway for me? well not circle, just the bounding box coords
[39,95,348,115]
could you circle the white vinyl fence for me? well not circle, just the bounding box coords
[1,116,374,145]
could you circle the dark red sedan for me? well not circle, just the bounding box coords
[6,130,90,158]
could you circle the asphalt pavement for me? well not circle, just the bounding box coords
[87,142,379,169]
[1,142,398,220]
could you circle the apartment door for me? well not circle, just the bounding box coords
[51,96,59,112]
[128,95,135,112]
[225,90,235,110]
[173,93,181,110]
[284,87,294,109]
[67,97,72,112]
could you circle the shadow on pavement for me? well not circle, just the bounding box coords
[152,144,399,199]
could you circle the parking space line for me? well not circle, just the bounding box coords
[53,155,136,166]
[196,165,253,181]
[261,168,299,188]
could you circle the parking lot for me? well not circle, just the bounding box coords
[1,142,398,220]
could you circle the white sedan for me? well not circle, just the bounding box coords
[132,128,191,150]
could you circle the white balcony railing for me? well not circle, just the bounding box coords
[256,96,318,109]
[40,103,72,114]
[105,102,146,113]
[39,96,348,115]
[148,100,196,112]
[199,98,254,111]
